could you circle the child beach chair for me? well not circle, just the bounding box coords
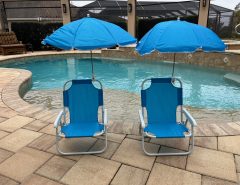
[54,79,108,155]
[139,78,197,156]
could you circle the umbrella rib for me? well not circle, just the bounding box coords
[137,22,169,55]
[101,23,120,46]
[155,21,178,53]
[189,24,202,51]
[137,28,156,55]
[72,20,86,49]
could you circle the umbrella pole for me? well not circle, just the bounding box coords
[172,53,176,77]
[91,50,95,80]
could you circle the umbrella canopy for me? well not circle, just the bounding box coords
[42,17,136,50]
[136,20,226,55]
[42,17,136,79]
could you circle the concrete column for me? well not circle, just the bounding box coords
[127,0,136,37]
[60,0,71,25]
[0,1,8,31]
[198,0,210,27]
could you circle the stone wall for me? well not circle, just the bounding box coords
[0,53,101,66]
[101,47,240,73]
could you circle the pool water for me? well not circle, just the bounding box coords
[1,56,240,110]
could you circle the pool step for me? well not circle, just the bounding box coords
[224,73,240,85]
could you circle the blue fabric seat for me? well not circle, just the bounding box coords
[62,79,103,138]
[144,122,189,138]
[141,78,185,138]
[54,79,108,155]
[139,78,196,156]
[61,122,104,138]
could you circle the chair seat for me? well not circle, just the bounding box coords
[61,122,104,138]
[144,122,189,138]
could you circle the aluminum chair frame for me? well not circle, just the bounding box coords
[54,79,108,155]
[139,78,197,156]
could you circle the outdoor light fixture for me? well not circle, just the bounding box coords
[62,3,67,13]
[203,0,207,7]
[127,3,132,13]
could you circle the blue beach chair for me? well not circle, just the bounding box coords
[54,79,108,155]
[139,78,197,156]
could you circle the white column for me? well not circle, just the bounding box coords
[60,0,71,25]
[127,0,136,37]
[198,0,210,27]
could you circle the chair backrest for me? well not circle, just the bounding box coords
[141,78,182,124]
[0,32,19,45]
[63,79,103,124]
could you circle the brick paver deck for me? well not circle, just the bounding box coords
[0,52,239,184]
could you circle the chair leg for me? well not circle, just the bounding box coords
[56,127,108,156]
[142,131,194,156]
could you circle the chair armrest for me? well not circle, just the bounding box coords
[104,109,108,126]
[54,110,64,128]
[182,108,197,127]
[139,109,146,128]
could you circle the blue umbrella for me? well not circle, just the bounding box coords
[136,19,226,76]
[42,16,136,78]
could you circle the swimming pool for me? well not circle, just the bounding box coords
[1,56,240,110]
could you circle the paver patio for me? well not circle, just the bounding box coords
[218,136,240,155]
[187,146,237,182]
[0,129,42,152]
[0,147,52,182]
[0,52,239,184]
[110,165,149,185]
[61,155,121,185]
[156,146,187,169]
[36,156,76,181]
[0,115,34,132]
[147,163,201,185]
[112,138,159,170]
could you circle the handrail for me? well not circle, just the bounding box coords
[235,23,240,35]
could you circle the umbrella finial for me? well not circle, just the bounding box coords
[87,14,90,17]
[177,17,180,21]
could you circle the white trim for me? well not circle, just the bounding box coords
[54,110,64,128]
[104,109,108,126]
[139,109,146,128]
[182,108,197,127]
